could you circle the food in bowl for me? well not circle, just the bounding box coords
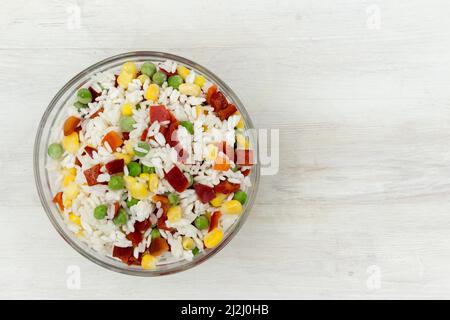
[46,59,254,269]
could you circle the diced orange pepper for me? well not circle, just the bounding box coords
[148,237,169,256]
[63,116,81,136]
[102,131,123,151]
[206,85,217,104]
[209,211,222,232]
[152,194,169,205]
[52,192,64,212]
[213,156,231,171]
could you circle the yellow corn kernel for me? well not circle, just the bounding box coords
[124,140,136,156]
[195,105,203,119]
[176,65,190,80]
[63,174,76,187]
[121,103,133,116]
[68,212,81,226]
[114,152,132,164]
[76,230,84,237]
[204,228,224,249]
[139,173,150,181]
[66,168,77,176]
[221,200,243,215]
[210,193,227,207]
[194,75,206,87]
[148,173,159,193]
[167,206,182,223]
[64,182,80,201]
[141,254,157,270]
[63,199,72,209]
[117,71,134,89]
[179,83,201,97]
[205,144,218,161]
[130,182,148,200]
[236,113,245,129]
[62,132,79,154]
[122,61,137,76]
[137,74,150,85]
[124,176,136,187]
[236,134,250,149]
[145,83,160,101]
[182,237,195,250]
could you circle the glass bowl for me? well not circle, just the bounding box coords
[33,51,260,276]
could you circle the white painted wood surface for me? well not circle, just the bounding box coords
[2,0,450,299]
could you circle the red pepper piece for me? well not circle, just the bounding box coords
[122,132,130,141]
[75,157,82,166]
[88,86,101,101]
[52,192,64,212]
[89,107,104,119]
[105,159,124,174]
[150,105,171,123]
[83,146,97,158]
[135,219,151,233]
[112,246,133,264]
[165,122,179,147]
[165,166,189,192]
[156,203,175,232]
[210,91,228,111]
[206,85,217,104]
[235,149,254,166]
[140,128,148,141]
[159,67,177,77]
[217,103,237,121]
[126,230,143,247]
[214,180,240,194]
[241,169,251,177]
[83,164,102,186]
[113,202,120,218]
[193,183,216,203]
[209,211,222,232]
[148,237,169,256]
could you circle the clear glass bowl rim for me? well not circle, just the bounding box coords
[33,51,260,276]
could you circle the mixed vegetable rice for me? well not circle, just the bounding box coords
[46,59,254,269]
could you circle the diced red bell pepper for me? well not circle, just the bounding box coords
[88,86,101,101]
[135,218,151,233]
[112,246,133,264]
[89,107,104,119]
[214,180,240,194]
[75,157,82,166]
[150,105,171,123]
[105,159,124,174]
[140,128,148,141]
[206,85,217,104]
[235,149,254,166]
[83,164,102,186]
[217,103,237,121]
[148,237,169,256]
[52,192,64,212]
[63,116,81,136]
[209,211,222,232]
[193,183,216,203]
[113,202,120,218]
[126,230,143,247]
[241,169,251,176]
[156,203,175,232]
[122,132,130,141]
[210,91,228,112]
[83,146,97,158]
[159,67,177,77]
[165,166,189,192]
[152,194,169,205]
[165,121,179,147]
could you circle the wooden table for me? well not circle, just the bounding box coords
[2,0,450,299]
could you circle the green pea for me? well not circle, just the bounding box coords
[126,198,139,208]
[192,247,200,256]
[47,143,64,160]
[180,121,194,134]
[142,164,156,174]
[119,116,136,132]
[73,101,88,111]
[93,204,107,220]
[168,193,179,205]
[140,62,157,77]
[134,141,150,157]
[151,228,160,239]
[167,75,183,89]
[108,175,125,190]
[77,88,92,104]
[152,71,167,86]
[127,162,141,177]
[232,166,239,172]
[194,215,209,230]
[233,190,247,205]
[113,208,128,226]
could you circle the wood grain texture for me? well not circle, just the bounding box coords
[2,0,450,299]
